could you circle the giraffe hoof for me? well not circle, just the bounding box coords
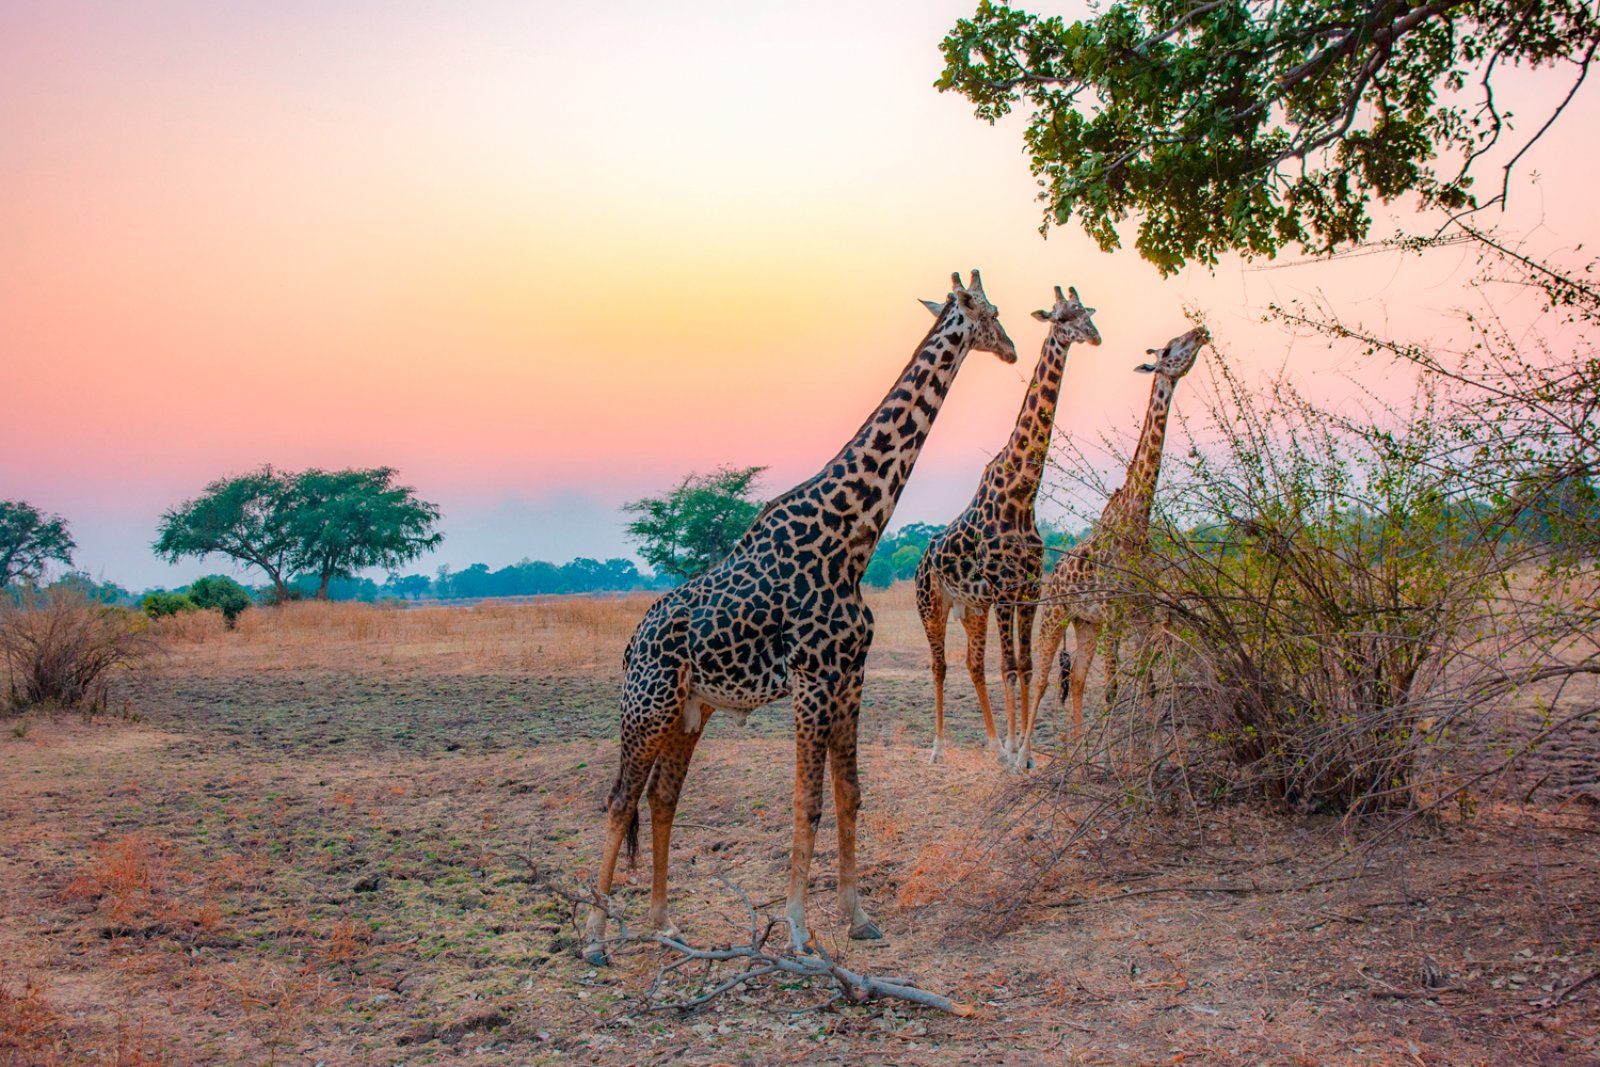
[581,943,610,967]
[849,919,883,941]
[928,744,945,765]
[651,922,680,941]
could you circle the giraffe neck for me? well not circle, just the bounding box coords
[992,331,1072,505]
[1102,372,1178,537]
[811,302,976,552]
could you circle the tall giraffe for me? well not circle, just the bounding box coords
[1017,325,1207,771]
[583,272,1017,964]
[914,285,1100,767]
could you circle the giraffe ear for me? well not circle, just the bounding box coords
[1134,363,1158,373]
[1031,308,1051,322]
[920,299,943,316]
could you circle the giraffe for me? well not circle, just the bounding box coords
[914,285,1100,767]
[582,272,1017,964]
[1016,325,1208,772]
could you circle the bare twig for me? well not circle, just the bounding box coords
[531,871,974,1017]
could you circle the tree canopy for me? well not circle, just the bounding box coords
[0,500,76,588]
[289,468,442,600]
[623,466,767,582]
[156,466,441,600]
[155,467,299,599]
[938,0,1600,273]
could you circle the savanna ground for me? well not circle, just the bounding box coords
[2,589,1598,1066]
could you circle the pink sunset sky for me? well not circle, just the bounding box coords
[5,1,1598,588]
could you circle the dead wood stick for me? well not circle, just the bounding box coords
[535,870,974,1017]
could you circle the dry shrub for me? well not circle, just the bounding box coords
[895,841,967,908]
[1041,354,1598,819]
[63,833,172,928]
[322,918,370,965]
[0,591,152,714]
[0,972,66,1062]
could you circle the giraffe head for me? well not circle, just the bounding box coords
[1030,284,1101,346]
[920,270,1017,364]
[1134,325,1208,378]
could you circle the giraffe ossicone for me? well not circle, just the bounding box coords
[581,272,1016,965]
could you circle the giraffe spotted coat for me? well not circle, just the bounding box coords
[914,285,1101,766]
[1017,325,1209,771]
[582,273,1018,963]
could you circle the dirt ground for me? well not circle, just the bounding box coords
[2,591,1598,1066]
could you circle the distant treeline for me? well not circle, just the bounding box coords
[27,525,1098,608]
[863,521,1087,588]
[427,558,673,600]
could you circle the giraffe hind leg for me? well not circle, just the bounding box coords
[959,608,1004,762]
[584,661,687,965]
[645,715,707,937]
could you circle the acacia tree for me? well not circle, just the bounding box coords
[939,0,1600,272]
[0,501,75,588]
[155,467,299,600]
[288,468,442,600]
[157,466,442,601]
[623,466,766,582]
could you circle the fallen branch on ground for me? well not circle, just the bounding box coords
[532,864,973,1017]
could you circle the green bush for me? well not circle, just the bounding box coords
[141,591,198,619]
[187,575,252,628]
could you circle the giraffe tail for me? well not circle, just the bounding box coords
[615,757,663,867]
[1059,647,1072,705]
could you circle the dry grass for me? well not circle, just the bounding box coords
[0,584,1593,1064]
[0,971,66,1064]
[145,582,936,682]
[154,594,662,676]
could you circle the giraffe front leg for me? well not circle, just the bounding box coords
[917,570,950,764]
[1070,619,1099,773]
[830,678,880,940]
[1011,601,1038,772]
[785,684,832,954]
[1020,605,1065,773]
[996,602,1022,763]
